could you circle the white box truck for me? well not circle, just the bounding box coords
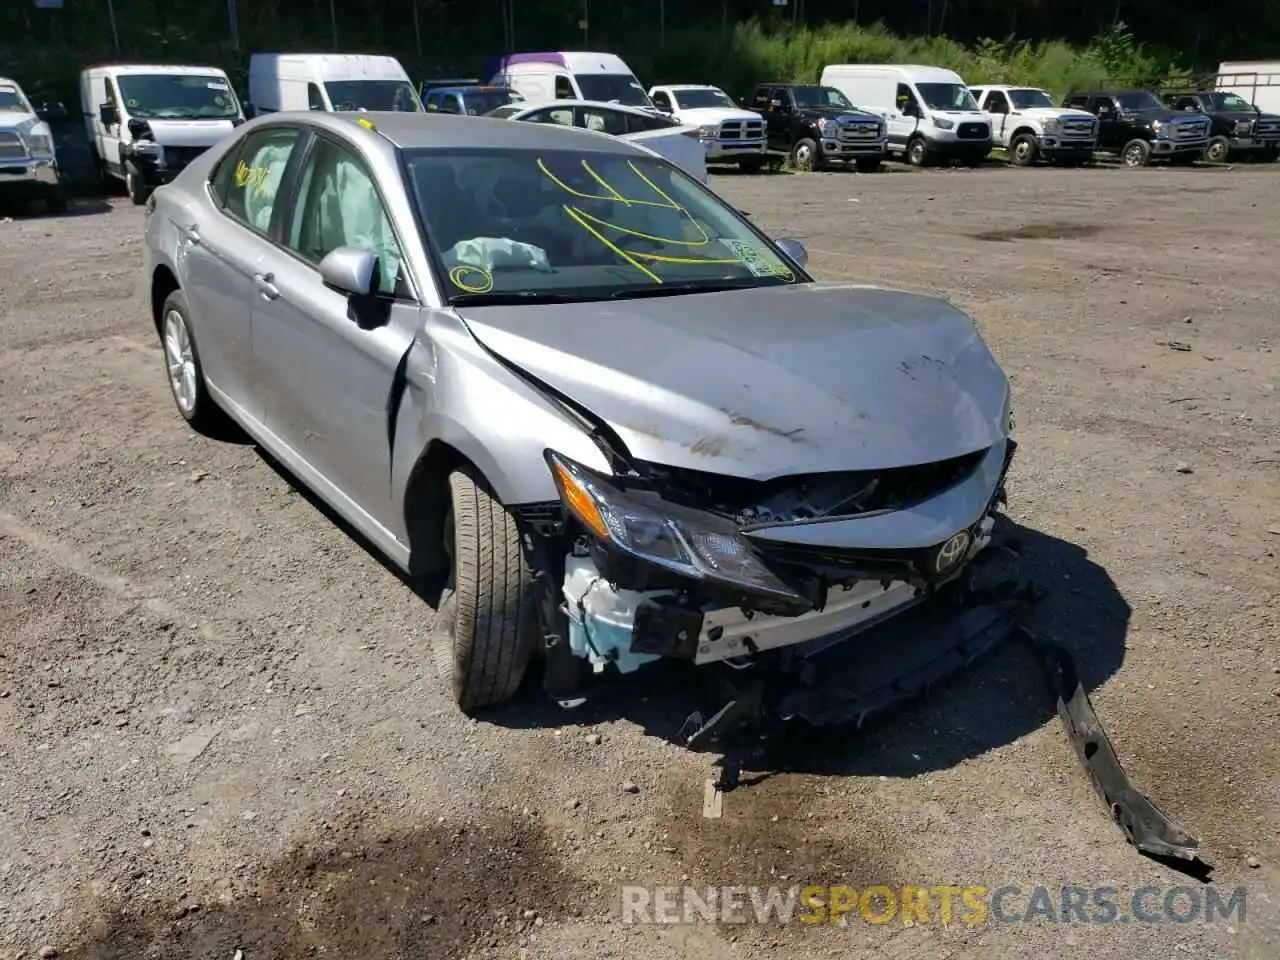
[1215,61,1280,114]
[248,53,423,114]
[819,63,992,166]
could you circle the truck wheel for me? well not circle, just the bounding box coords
[790,138,819,171]
[433,465,537,712]
[854,157,882,173]
[1010,133,1038,166]
[737,156,765,174]
[1121,139,1152,168]
[1205,136,1231,163]
[125,166,149,205]
[906,137,928,166]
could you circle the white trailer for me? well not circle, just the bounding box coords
[1215,61,1280,114]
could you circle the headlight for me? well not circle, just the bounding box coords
[130,140,162,155]
[816,117,830,132]
[1043,119,1060,133]
[26,134,54,157]
[1151,120,1164,135]
[546,451,802,603]
[697,124,719,138]
[932,116,955,130]
[1236,119,1254,134]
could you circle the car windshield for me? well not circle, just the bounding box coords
[1207,92,1254,111]
[0,85,33,113]
[575,74,651,107]
[1116,91,1163,111]
[917,83,978,111]
[1009,89,1056,109]
[673,88,735,109]
[460,89,522,114]
[792,86,853,110]
[116,73,239,119]
[325,80,422,112]
[404,147,803,303]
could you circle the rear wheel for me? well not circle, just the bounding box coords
[1010,132,1038,166]
[159,289,227,434]
[1121,139,1152,167]
[432,465,538,712]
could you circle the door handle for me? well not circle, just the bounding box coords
[182,223,200,245]
[254,272,279,300]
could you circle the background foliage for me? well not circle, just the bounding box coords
[0,0,1269,108]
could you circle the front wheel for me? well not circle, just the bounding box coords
[1205,136,1231,163]
[433,466,538,712]
[1121,139,1152,167]
[790,137,820,171]
[125,165,149,205]
[1010,133,1038,166]
[906,137,928,166]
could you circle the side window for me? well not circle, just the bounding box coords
[579,106,627,135]
[752,87,772,110]
[307,83,325,111]
[553,75,575,99]
[651,91,672,112]
[527,107,573,126]
[1064,94,1090,110]
[284,137,406,298]
[209,136,246,206]
[441,94,462,114]
[424,91,440,112]
[896,83,917,111]
[627,111,676,133]
[985,91,1010,114]
[222,127,302,234]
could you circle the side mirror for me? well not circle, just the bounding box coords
[902,102,919,117]
[99,104,118,126]
[37,101,68,122]
[243,103,257,119]
[769,98,784,110]
[319,246,378,298]
[774,237,807,268]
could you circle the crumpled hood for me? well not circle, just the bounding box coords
[456,282,1010,480]
[138,118,237,148]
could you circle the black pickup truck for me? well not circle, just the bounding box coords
[746,82,888,171]
[1062,90,1211,166]
[1163,90,1280,162]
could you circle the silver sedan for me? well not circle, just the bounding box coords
[143,110,1015,714]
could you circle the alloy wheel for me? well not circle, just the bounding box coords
[162,309,197,416]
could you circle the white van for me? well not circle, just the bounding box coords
[819,64,992,166]
[248,53,424,115]
[81,64,245,204]
[486,52,654,110]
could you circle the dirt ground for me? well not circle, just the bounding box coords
[1,160,1278,960]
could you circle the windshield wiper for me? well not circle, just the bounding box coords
[608,279,783,300]
[449,291,601,306]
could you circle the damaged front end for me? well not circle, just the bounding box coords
[523,434,1018,709]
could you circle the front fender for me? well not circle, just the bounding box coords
[389,309,613,525]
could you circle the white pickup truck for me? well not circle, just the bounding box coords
[0,76,67,213]
[967,84,1098,166]
[647,84,767,173]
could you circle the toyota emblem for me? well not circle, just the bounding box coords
[934,531,971,574]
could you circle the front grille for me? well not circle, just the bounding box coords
[164,145,209,168]
[1060,118,1095,139]
[718,120,764,141]
[1255,120,1280,137]
[0,132,26,160]
[836,121,881,141]
[1174,119,1209,140]
[957,122,989,139]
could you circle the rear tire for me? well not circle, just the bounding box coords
[433,465,537,712]
[159,289,227,435]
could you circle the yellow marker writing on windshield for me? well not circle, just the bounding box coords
[448,265,494,293]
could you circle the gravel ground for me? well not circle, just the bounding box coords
[1,160,1277,960]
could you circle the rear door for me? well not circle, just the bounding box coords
[181,124,305,418]
[253,131,421,529]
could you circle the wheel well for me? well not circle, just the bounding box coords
[403,440,473,577]
[1012,126,1037,140]
[151,265,180,335]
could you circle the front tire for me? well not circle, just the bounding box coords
[1121,139,1152,167]
[906,137,928,166]
[1205,136,1231,163]
[1010,133,1038,166]
[790,137,819,171]
[433,465,537,712]
[126,165,149,205]
[159,289,225,434]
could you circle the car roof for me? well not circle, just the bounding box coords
[971,84,1046,91]
[305,111,643,155]
[654,84,721,91]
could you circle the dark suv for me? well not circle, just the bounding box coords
[1062,90,1210,166]
[1163,90,1280,163]
[747,83,887,171]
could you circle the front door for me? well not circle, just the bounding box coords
[100,76,124,174]
[1093,96,1122,149]
[980,89,1011,144]
[254,132,420,530]
[886,83,922,151]
[181,125,305,414]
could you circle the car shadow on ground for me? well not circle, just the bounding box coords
[0,196,113,219]
[246,442,1130,780]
